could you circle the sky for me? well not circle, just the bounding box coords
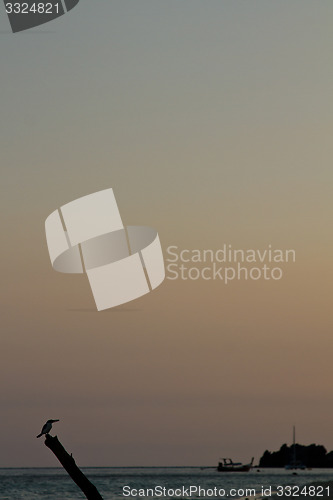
[0,0,333,467]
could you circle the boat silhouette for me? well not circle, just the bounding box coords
[285,426,306,470]
[217,457,254,472]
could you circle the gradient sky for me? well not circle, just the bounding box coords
[1,1,332,467]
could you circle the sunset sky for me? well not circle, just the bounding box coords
[1,1,332,467]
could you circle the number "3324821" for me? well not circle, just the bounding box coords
[5,3,60,14]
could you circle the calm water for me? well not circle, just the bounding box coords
[0,467,332,500]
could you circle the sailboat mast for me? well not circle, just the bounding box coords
[293,426,296,464]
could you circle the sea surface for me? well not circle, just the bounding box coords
[0,467,332,500]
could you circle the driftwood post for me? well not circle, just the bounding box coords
[44,434,103,500]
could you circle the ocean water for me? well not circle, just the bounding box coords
[0,467,332,500]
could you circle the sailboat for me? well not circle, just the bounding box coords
[285,426,306,470]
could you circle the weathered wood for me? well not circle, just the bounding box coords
[44,434,103,500]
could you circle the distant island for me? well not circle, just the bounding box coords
[259,444,333,468]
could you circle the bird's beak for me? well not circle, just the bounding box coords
[53,419,60,422]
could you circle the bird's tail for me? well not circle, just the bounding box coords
[36,433,43,438]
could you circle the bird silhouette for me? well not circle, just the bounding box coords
[36,419,59,438]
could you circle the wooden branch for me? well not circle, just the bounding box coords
[44,434,103,500]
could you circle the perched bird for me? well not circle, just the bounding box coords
[36,419,59,438]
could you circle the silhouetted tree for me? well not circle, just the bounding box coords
[44,434,103,499]
[259,443,333,468]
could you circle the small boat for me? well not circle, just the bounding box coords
[285,426,306,470]
[217,457,254,472]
